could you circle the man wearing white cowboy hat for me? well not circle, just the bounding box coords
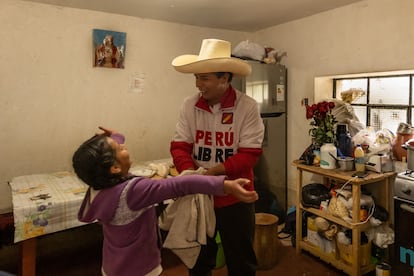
[170,39,264,276]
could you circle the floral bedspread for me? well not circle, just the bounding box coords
[9,171,88,243]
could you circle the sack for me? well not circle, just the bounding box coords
[232,40,265,61]
[280,207,296,235]
[280,207,310,247]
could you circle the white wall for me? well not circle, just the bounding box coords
[255,0,414,206]
[0,0,249,212]
[2,0,413,213]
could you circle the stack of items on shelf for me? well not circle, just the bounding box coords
[306,215,336,256]
[301,181,394,265]
[300,98,398,173]
[336,230,371,266]
[301,183,338,255]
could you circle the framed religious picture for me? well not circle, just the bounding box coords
[93,29,126,69]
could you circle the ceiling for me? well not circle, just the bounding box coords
[22,0,363,32]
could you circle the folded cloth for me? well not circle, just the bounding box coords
[158,167,215,268]
[147,162,172,178]
[179,167,207,176]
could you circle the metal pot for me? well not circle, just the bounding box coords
[394,122,414,161]
[402,139,414,170]
[337,157,355,171]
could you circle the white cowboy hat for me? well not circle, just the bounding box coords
[172,39,251,76]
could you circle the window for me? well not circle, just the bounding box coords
[333,75,413,133]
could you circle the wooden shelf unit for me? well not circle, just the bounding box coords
[292,160,396,276]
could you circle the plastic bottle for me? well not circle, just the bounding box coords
[320,143,337,169]
[354,144,365,172]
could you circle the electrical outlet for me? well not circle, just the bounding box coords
[301,98,308,106]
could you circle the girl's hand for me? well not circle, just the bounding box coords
[98,126,117,136]
[223,178,258,203]
[98,126,125,144]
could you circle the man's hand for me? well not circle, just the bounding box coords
[223,178,258,203]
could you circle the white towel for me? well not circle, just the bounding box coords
[158,168,215,268]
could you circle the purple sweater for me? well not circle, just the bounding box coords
[78,174,226,276]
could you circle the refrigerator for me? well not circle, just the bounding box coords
[233,61,287,219]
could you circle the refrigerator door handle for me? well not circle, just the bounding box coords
[400,203,414,213]
[261,112,284,118]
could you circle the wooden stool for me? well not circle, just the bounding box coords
[253,213,279,270]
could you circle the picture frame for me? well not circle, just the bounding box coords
[93,29,126,69]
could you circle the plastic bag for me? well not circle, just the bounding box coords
[366,224,394,248]
[352,127,394,157]
[340,88,366,103]
[321,98,365,136]
[232,40,265,61]
[345,118,365,137]
[352,127,377,148]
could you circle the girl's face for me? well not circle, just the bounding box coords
[107,137,132,176]
[195,73,229,106]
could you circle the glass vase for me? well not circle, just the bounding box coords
[320,143,337,169]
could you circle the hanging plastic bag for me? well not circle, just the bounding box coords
[321,98,365,137]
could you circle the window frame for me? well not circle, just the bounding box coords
[333,74,414,128]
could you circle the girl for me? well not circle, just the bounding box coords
[72,127,258,276]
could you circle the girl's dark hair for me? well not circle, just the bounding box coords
[72,134,132,190]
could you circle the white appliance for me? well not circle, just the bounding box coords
[233,61,287,215]
[394,171,414,202]
[365,154,394,173]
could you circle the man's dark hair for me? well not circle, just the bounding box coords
[215,72,233,82]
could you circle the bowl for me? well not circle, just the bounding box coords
[337,157,354,171]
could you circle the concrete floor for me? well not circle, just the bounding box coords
[0,223,354,276]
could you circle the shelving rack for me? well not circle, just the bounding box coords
[292,160,396,276]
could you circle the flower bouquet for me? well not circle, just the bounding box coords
[306,101,337,147]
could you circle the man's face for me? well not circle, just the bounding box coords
[194,73,229,106]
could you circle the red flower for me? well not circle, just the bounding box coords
[306,106,314,119]
[305,101,337,146]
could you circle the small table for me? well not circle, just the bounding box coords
[4,159,174,276]
[8,171,89,276]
